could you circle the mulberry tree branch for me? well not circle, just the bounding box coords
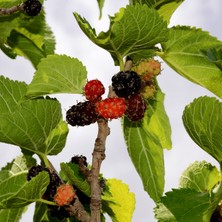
[89,118,110,222]
[0,4,24,15]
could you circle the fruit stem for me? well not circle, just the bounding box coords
[119,58,125,71]
[37,198,57,206]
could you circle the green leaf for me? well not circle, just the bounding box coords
[0,98,67,156]
[179,161,220,192]
[129,0,185,24]
[74,4,168,66]
[102,178,135,222]
[0,171,50,209]
[159,26,222,98]
[60,163,91,197]
[0,76,27,114]
[0,208,25,222]
[26,54,87,97]
[154,188,211,222]
[123,116,164,202]
[182,96,222,163]
[144,89,172,149]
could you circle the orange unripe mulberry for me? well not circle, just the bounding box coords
[54,184,75,206]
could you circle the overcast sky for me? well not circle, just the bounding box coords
[0,0,222,221]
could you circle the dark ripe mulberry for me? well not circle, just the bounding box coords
[66,101,98,127]
[44,171,63,201]
[71,155,88,167]
[27,165,44,181]
[111,71,141,98]
[48,205,70,220]
[125,94,147,121]
[23,0,42,16]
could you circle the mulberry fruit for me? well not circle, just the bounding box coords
[23,0,42,16]
[84,79,105,102]
[95,97,126,119]
[132,59,161,78]
[111,71,141,98]
[27,165,44,181]
[71,155,88,167]
[54,184,75,206]
[66,101,98,126]
[125,94,147,121]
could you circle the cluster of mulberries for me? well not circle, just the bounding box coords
[131,59,161,99]
[66,58,161,125]
[27,165,75,220]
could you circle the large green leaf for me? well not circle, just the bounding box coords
[0,76,68,156]
[154,189,211,222]
[0,98,68,156]
[179,161,220,192]
[159,26,222,98]
[182,96,222,163]
[74,4,168,66]
[102,178,135,222]
[155,183,222,222]
[129,0,184,24]
[144,89,172,149]
[0,171,49,209]
[26,54,87,97]
[123,116,164,202]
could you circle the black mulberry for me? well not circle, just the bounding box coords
[111,71,141,98]
[66,101,98,127]
[23,0,42,16]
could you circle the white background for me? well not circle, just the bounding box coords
[0,0,222,221]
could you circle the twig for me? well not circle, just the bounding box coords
[89,118,110,222]
[66,196,90,222]
[0,4,24,15]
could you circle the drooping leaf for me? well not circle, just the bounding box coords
[144,89,172,149]
[154,188,211,222]
[74,4,168,66]
[60,162,91,197]
[129,0,184,24]
[182,96,222,163]
[123,116,164,202]
[102,178,135,222]
[0,98,68,156]
[160,26,222,98]
[26,54,87,97]
[179,161,220,192]
[0,171,49,209]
